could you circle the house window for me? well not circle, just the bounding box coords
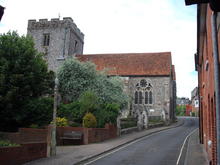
[43,33,50,46]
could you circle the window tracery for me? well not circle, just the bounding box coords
[134,79,153,105]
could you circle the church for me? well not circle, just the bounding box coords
[27,17,176,124]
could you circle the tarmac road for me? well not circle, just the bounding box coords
[83,117,198,165]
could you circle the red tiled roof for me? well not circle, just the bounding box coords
[76,52,172,76]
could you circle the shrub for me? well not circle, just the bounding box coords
[55,117,68,127]
[94,103,119,128]
[58,101,82,123]
[22,97,53,127]
[83,113,97,128]
[0,140,20,147]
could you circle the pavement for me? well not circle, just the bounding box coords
[184,129,209,165]
[25,117,208,165]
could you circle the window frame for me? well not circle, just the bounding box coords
[43,33,50,46]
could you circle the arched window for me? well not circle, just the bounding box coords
[134,91,138,104]
[145,91,149,104]
[134,80,153,105]
[149,91,153,104]
[139,91,142,104]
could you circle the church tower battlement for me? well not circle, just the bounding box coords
[27,17,84,71]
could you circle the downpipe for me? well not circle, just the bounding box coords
[211,11,220,165]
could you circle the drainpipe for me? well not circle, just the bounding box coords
[211,11,220,165]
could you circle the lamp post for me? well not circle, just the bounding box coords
[51,77,59,156]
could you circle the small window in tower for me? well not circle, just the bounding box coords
[43,33,50,46]
[74,40,78,48]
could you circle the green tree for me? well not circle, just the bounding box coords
[57,58,128,107]
[79,90,99,113]
[0,32,54,131]
[57,58,97,102]
[176,105,186,116]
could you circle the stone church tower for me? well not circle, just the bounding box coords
[27,17,84,71]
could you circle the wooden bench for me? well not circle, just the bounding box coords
[60,131,83,145]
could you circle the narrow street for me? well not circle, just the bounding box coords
[83,117,198,165]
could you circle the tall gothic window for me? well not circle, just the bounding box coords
[135,91,138,104]
[149,91,153,104]
[134,79,153,105]
[139,91,142,104]
[145,91,149,104]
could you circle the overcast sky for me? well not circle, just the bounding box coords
[0,0,197,98]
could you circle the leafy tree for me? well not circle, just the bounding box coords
[79,90,99,113]
[176,105,186,116]
[57,58,97,102]
[57,58,128,107]
[0,32,55,131]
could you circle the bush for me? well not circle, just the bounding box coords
[0,140,20,147]
[58,101,82,124]
[83,113,97,128]
[94,103,119,128]
[55,117,68,127]
[22,97,53,127]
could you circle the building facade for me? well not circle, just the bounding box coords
[77,53,176,123]
[27,18,176,125]
[196,4,220,165]
[27,17,84,71]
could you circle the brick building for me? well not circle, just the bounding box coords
[185,104,192,116]
[196,4,220,165]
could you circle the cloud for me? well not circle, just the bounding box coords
[0,0,197,98]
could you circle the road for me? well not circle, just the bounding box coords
[83,117,198,165]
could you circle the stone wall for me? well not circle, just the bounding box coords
[27,17,84,72]
[128,76,171,121]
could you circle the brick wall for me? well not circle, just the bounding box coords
[197,4,219,165]
[0,143,47,165]
[19,128,48,144]
[56,124,117,145]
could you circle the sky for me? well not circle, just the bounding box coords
[0,0,197,98]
